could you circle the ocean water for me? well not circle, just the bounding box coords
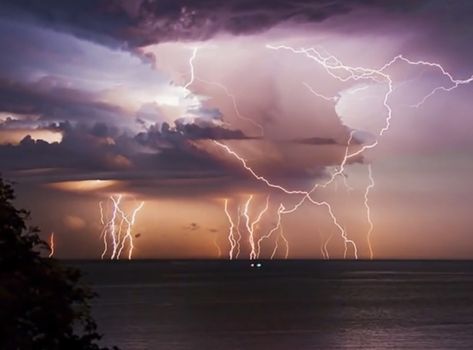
[73,260,473,350]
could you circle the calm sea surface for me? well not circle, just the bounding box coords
[72,260,473,350]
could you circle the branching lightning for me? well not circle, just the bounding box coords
[223,195,274,259]
[257,203,284,259]
[99,195,144,260]
[377,55,473,108]
[322,231,334,260]
[181,42,473,260]
[243,195,270,260]
[224,198,237,259]
[196,78,265,136]
[214,132,360,259]
[303,82,339,103]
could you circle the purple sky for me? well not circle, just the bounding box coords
[1,0,473,259]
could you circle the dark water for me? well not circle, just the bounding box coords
[72,260,473,350]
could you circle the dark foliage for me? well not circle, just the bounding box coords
[0,177,117,350]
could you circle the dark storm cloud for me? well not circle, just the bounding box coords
[134,120,250,151]
[0,78,129,124]
[0,0,438,48]
[0,123,130,172]
[0,117,355,197]
[0,120,248,183]
[0,116,39,130]
[289,135,364,146]
[289,136,337,146]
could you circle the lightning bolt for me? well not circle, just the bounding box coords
[270,225,289,260]
[364,164,375,260]
[184,47,198,89]
[99,195,121,259]
[212,233,222,258]
[270,235,279,259]
[235,205,243,258]
[213,140,307,195]
[116,201,145,260]
[224,198,237,260]
[279,226,290,259]
[316,228,327,259]
[196,78,265,136]
[230,43,473,259]
[323,232,334,260]
[99,200,109,260]
[377,55,473,108]
[48,232,55,258]
[99,195,144,260]
[109,195,123,259]
[257,203,284,258]
[187,43,473,260]
[183,45,358,259]
[315,228,332,260]
[214,133,359,259]
[242,195,270,260]
[303,82,339,103]
[266,44,394,140]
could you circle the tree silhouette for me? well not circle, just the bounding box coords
[0,177,117,350]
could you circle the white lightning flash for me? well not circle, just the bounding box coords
[183,42,473,260]
[99,195,144,260]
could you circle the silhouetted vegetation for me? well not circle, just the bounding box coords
[0,177,117,350]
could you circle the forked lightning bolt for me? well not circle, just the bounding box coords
[224,198,237,259]
[257,203,284,258]
[183,43,473,260]
[99,195,144,260]
[196,78,265,136]
[214,134,359,259]
[243,195,270,260]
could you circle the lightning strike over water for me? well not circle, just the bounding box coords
[270,225,289,260]
[178,38,473,261]
[224,199,237,260]
[209,43,473,260]
[99,195,145,260]
[4,5,473,348]
[364,164,375,260]
[214,132,359,259]
[223,196,277,259]
[48,232,55,258]
[257,203,284,259]
[323,232,334,260]
[243,195,270,260]
[212,233,222,258]
[235,205,243,258]
[117,201,145,260]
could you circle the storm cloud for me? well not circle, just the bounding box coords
[0,0,448,48]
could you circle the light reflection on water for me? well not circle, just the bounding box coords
[72,261,473,350]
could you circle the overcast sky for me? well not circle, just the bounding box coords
[1,0,473,259]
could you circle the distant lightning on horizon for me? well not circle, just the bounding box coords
[48,232,55,258]
[99,195,144,260]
